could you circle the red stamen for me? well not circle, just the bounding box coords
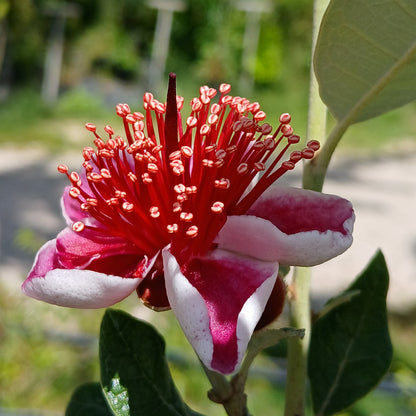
[59,78,318,262]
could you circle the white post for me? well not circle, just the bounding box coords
[41,3,79,104]
[147,0,185,93]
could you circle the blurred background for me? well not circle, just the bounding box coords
[0,0,415,414]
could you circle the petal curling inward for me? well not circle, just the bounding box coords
[215,187,354,266]
[163,247,278,374]
[248,186,354,236]
[26,238,60,281]
[22,269,141,308]
[55,227,140,271]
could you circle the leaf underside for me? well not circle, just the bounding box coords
[314,0,416,123]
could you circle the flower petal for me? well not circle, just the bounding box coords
[56,227,141,272]
[22,268,141,308]
[216,186,354,266]
[25,227,150,283]
[248,186,354,236]
[26,238,61,280]
[163,246,278,374]
[23,235,155,308]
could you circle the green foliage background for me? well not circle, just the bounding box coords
[2,0,312,87]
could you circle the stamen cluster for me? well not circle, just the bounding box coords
[58,83,319,261]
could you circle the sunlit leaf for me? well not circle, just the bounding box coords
[100,309,204,416]
[103,375,130,416]
[315,0,416,123]
[308,250,392,416]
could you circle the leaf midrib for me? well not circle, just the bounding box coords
[315,319,358,416]
[316,293,384,416]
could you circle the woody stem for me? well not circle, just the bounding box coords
[202,363,252,416]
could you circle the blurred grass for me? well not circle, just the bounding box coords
[0,281,101,410]
[0,79,415,414]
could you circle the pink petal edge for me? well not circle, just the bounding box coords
[26,238,60,280]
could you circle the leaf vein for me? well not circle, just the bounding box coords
[317,295,377,416]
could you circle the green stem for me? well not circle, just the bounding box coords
[301,0,330,193]
[303,119,349,191]
[202,363,251,416]
[284,267,312,416]
[284,1,329,415]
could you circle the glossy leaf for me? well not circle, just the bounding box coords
[66,382,113,416]
[99,309,204,416]
[308,250,392,416]
[314,0,416,123]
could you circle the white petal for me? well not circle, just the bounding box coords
[162,248,213,367]
[22,269,141,308]
[215,214,354,266]
[235,268,277,371]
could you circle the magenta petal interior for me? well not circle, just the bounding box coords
[55,227,141,271]
[181,252,277,373]
[248,186,353,235]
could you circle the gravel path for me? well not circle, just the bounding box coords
[1,145,415,312]
[307,153,416,312]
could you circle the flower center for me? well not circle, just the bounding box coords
[58,74,319,262]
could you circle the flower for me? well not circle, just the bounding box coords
[22,74,354,374]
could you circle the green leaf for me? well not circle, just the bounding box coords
[66,382,113,416]
[318,290,361,318]
[308,250,392,416]
[248,327,305,361]
[99,309,204,416]
[314,0,416,123]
